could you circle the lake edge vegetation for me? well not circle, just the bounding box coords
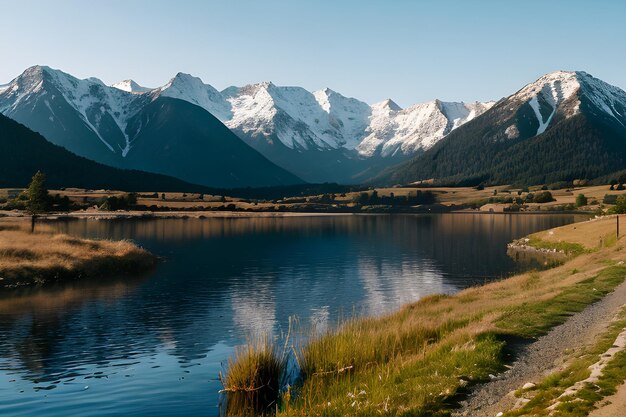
[222,216,626,416]
[0,223,156,289]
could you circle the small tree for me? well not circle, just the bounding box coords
[576,194,588,207]
[26,171,50,214]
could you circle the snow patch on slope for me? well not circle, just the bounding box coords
[577,71,626,128]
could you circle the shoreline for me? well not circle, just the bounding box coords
[222,215,625,416]
[0,209,593,221]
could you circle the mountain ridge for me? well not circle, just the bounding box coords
[383,70,626,186]
[0,66,302,188]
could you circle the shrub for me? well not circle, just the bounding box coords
[610,195,626,214]
[533,191,554,203]
[576,194,588,207]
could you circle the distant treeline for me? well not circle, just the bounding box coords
[352,190,436,206]
[222,183,366,200]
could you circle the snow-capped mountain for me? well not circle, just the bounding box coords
[357,99,494,157]
[138,74,493,182]
[0,66,302,188]
[387,70,626,186]
[501,70,626,138]
[0,65,140,163]
[147,75,492,157]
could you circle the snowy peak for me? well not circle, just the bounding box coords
[504,70,626,137]
[373,99,402,112]
[111,79,150,94]
[154,72,232,120]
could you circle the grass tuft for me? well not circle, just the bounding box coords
[221,337,287,416]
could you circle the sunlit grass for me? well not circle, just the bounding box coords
[527,236,587,256]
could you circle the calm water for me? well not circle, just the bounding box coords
[0,213,583,416]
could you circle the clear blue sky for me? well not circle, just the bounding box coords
[1,0,624,106]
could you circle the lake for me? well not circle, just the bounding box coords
[0,213,584,416]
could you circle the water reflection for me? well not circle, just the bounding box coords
[0,214,584,417]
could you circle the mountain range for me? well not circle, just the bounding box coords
[1,66,625,190]
[0,66,493,185]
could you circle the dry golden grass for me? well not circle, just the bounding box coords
[0,223,155,287]
[532,215,624,249]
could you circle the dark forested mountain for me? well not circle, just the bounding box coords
[0,66,302,188]
[384,71,626,186]
[0,113,213,192]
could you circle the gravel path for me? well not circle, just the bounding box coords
[453,278,626,417]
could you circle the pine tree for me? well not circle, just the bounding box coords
[26,171,50,214]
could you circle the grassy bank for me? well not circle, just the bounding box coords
[223,217,626,416]
[0,223,155,288]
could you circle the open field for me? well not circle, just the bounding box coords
[223,216,626,416]
[2,184,624,216]
[0,222,155,288]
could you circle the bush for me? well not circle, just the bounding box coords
[611,195,626,214]
[99,193,138,211]
[604,194,618,205]
[576,194,588,207]
[549,181,571,190]
[533,191,554,203]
